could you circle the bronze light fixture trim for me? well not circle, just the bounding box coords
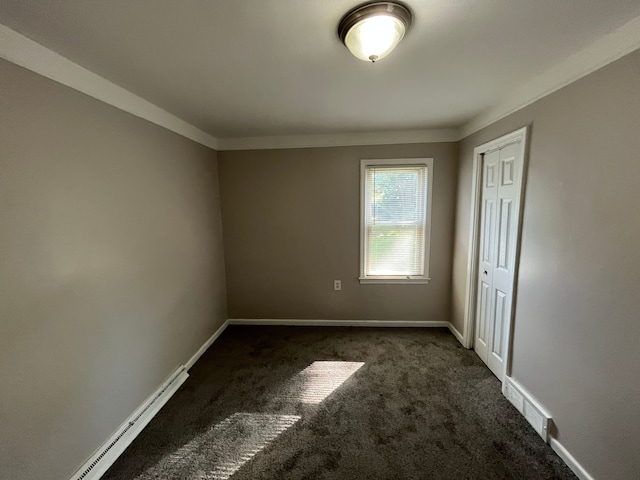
[338,2,413,63]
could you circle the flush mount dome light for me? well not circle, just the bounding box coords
[338,1,412,63]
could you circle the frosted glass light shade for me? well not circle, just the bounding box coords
[345,15,406,62]
[338,2,412,63]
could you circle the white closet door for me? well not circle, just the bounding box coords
[474,142,521,380]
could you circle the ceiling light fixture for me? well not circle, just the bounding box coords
[338,2,413,63]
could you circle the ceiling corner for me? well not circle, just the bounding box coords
[460,14,640,140]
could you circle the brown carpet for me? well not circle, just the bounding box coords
[103,326,576,479]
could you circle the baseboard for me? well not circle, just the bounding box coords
[502,379,595,479]
[549,438,595,480]
[502,376,552,443]
[69,320,229,480]
[70,367,189,480]
[185,320,229,371]
[447,323,465,345]
[228,318,450,328]
[68,319,594,480]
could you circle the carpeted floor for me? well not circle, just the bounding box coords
[103,326,576,479]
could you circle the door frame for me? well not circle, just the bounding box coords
[461,126,529,381]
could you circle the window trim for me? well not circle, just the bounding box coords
[359,158,434,285]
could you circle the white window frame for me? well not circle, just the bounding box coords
[359,158,434,284]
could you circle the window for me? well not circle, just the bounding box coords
[360,158,433,284]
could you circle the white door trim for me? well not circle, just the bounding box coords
[461,126,529,380]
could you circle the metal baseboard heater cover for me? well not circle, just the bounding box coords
[70,366,189,480]
[503,375,552,442]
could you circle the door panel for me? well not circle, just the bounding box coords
[489,288,510,374]
[476,281,491,358]
[482,198,495,263]
[492,289,507,358]
[474,142,522,381]
[474,150,499,365]
[501,157,514,186]
[497,198,512,270]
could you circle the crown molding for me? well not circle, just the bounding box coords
[217,128,460,151]
[460,14,640,139]
[0,24,218,150]
[4,11,639,152]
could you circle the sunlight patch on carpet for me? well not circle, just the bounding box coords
[288,361,365,404]
[159,412,300,479]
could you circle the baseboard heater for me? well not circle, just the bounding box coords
[503,375,552,442]
[70,366,189,480]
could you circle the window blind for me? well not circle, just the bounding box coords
[364,165,427,276]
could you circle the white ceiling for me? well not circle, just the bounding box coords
[1,0,640,143]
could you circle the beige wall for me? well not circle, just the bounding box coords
[219,143,458,321]
[0,59,227,480]
[4,32,637,480]
[451,50,640,479]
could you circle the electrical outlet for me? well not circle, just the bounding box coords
[333,280,342,291]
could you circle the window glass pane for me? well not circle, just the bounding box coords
[364,164,427,277]
[370,169,421,224]
[367,225,424,275]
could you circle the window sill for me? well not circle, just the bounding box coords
[359,277,431,285]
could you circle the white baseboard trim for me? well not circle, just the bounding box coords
[228,318,450,328]
[70,367,189,480]
[549,438,595,480]
[502,377,594,480]
[69,320,230,480]
[185,320,230,371]
[68,319,595,480]
[447,323,465,345]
